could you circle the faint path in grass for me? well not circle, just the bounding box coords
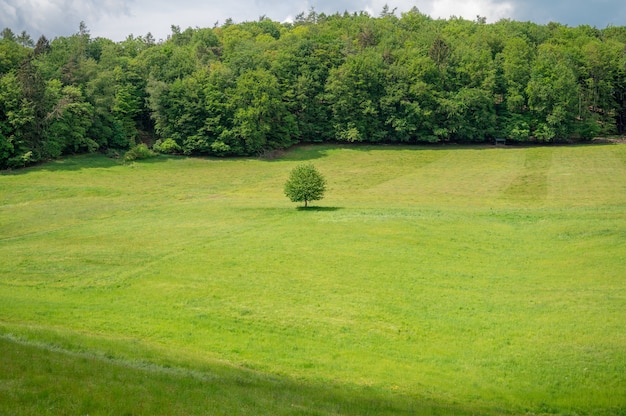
[502,147,553,202]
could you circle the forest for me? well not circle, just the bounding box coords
[1,7,626,168]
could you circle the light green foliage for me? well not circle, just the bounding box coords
[153,138,181,154]
[0,145,625,414]
[284,163,327,207]
[123,143,155,162]
[209,140,231,155]
[0,31,29,73]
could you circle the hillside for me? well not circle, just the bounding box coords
[1,144,625,414]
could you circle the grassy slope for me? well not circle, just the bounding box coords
[0,144,625,415]
[0,335,444,416]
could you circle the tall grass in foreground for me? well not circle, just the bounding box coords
[1,144,625,415]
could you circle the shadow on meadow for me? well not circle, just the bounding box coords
[295,206,342,212]
[262,141,616,164]
[3,141,617,175]
[0,336,491,416]
[0,153,177,175]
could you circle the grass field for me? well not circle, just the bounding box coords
[1,144,625,415]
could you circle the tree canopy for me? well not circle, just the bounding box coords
[1,13,626,168]
[284,163,327,207]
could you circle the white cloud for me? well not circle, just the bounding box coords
[1,0,624,42]
[0,0,132,39]
[426,0,514,22]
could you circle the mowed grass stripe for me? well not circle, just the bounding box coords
[0,144,625,415]
[503,147,552,201]
[549,144,626,206]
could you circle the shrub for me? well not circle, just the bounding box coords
[210,140,231,156]
[153,138,182,154]
[7,151,34,168]
[124,143,156,162]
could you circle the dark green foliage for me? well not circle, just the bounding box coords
[284,163,326,207]
[326,51,387,142]
[229,68,297,153]
[1,13,626,168]
[46,83,97,155]
[429,35,451,72]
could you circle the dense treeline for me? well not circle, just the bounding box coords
[1,8,626,168]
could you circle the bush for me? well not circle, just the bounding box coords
[153,138,182,154]
[124,143,156,162]
[7,151,34,169]
[210,140,231,156]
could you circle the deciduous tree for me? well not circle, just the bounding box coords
[284,163,326,208]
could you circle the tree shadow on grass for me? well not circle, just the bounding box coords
[295,206,342,212]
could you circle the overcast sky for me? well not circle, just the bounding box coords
[1,0,625,42]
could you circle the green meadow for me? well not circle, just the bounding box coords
[1,144,625,415]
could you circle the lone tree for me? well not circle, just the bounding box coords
[284,163,326,208]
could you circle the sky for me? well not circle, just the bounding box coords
[1,0,625,42]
